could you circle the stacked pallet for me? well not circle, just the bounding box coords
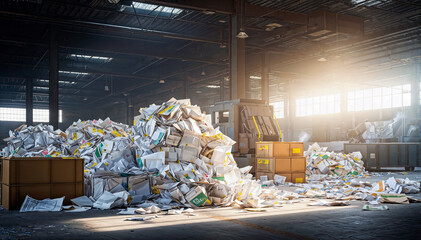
[255,142,306,183]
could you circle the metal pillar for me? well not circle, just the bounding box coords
[230,0,246,100]
[261,51,270,103]
[287,84,295,141]
[220,77,224,101]
[126,98,134,125]
[412,61,420,118]
[49,27,59,129]
[26,78,33,126]
[183,80,188,99]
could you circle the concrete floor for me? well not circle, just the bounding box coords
[1,172,421,240]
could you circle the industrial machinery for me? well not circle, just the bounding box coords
[209,99,282,154]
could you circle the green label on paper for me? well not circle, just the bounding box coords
[322,155,328,159]
[213,176,225,181]
[190,192,208,207]
[95,143,103,158]
[137,159,143,168]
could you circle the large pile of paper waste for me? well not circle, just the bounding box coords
[0,98,271,209]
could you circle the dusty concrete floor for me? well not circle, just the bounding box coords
[1,172,421,240]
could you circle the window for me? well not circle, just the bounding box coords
[296,94,340,117]
[0,108,63,123]
[131,2,183,16]
[348,84,411,112]
[270,101,284,118]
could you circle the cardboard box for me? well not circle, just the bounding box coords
[291,157,306,172]
[273,142,289,158]
[239,135,249,154]
[256,158,275,172]
[291,173,306,183]
[1,182,83,210]
[185,186,208,208]
[255,142,273,158]
[275,158,291,172]
[1,157,84,210]
[255,171,274,180]
[290,143,304,157]
[276,173,291,182]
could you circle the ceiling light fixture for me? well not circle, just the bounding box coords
[83,97,88,100]
[104,85,110,91]
[201,70,206,76]
[236,28,248,39]
[317,57,327,62]
[206,85,220,88]
[159,79,165,84]
[236,0,248,39]
[218,19,227,23]
[219,43,227,48]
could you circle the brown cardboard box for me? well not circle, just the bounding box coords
[256,158,275,172]
[276,173,291,182]
[291,157,306,172]
[290,143,304,157]
[273,142,289,158]
[275,158,291,172]
[255,171,274,180]
[255,142,273,158]
[291,173,306,183]
[239,134,249,154]
[1,157,84,210]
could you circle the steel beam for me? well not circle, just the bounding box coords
[26,77,33,126]
[261,51,269,103]
[49,28,59,129]
[230,0,246,99]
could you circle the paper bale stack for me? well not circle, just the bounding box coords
[305,143,366,178]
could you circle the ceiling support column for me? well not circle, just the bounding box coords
[230,0,246,100]
[49,27,59,129]
[26,77,33,126]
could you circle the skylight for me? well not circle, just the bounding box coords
[37,79,77,85]
[132,2,183,15]
[59,70,89,76]
[68,54,113,63]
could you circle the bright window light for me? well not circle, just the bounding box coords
[34,86,49,90]
[38,79,77,85]
[348,84,411,112]
[59,70,89,76]
[296,94,340,117]
[0,108,62,123]
[69,54,113,63]
[270,101,284,118]
[132,2,183,15]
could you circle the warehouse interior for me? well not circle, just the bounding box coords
[0,0,420,239]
